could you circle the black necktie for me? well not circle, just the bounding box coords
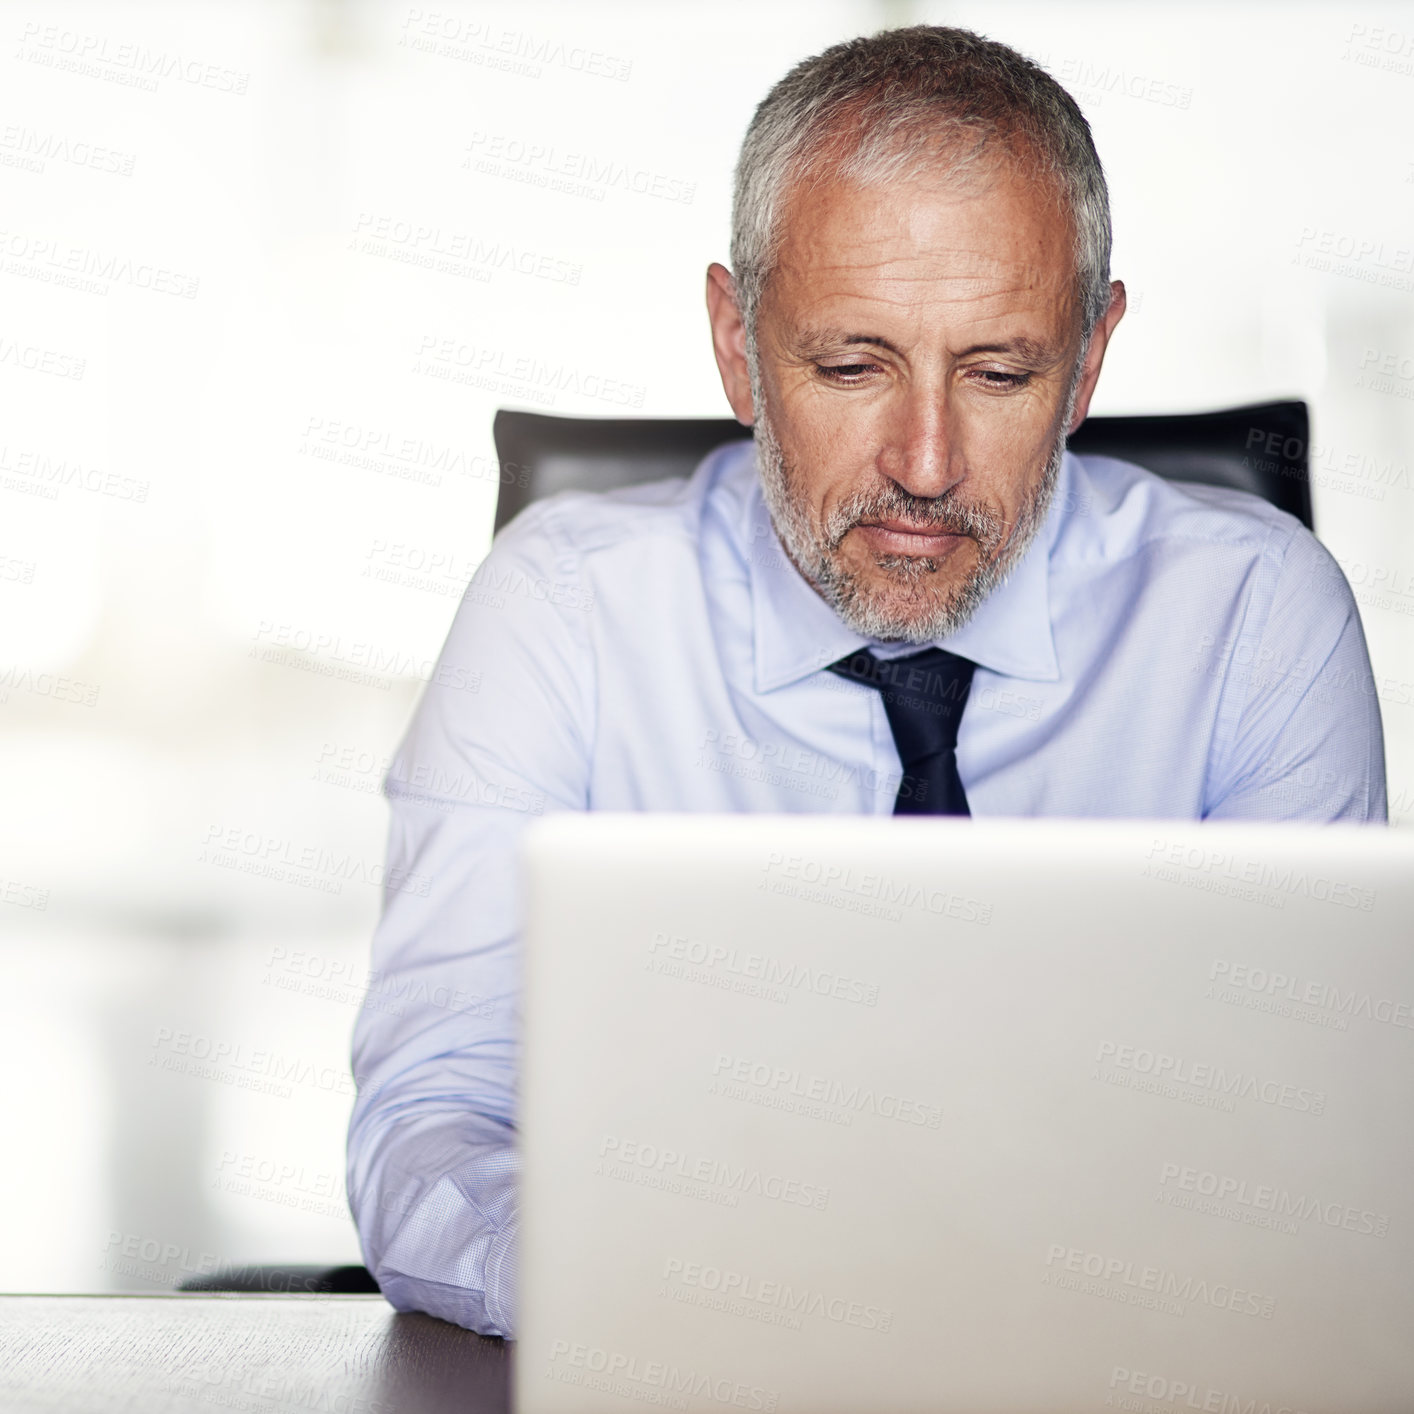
[829,647,976,815]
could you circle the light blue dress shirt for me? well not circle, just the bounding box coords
[347,439,1386,1336]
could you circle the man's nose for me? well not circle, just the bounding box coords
[878,389,964,499]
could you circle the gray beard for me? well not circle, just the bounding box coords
[753,392,1073,645]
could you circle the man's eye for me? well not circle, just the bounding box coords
[815,362,879,383]
[971,369,1031,389]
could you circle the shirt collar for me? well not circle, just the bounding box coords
[741,445,1068,692]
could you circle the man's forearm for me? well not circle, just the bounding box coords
[349,1105,520,1336]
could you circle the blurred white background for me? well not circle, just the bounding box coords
[0,0,1410,1292]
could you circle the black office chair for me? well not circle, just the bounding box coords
[492,399,1313,533]
[178,1263,379,1295]
[181,398,1310,1299]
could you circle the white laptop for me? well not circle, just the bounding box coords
[516,816,1414,1414]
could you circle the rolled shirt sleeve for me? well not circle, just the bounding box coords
[347,501,593,1336]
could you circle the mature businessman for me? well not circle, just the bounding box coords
[348,25,1386,1337]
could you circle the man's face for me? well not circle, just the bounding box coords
[742,157,1092,642]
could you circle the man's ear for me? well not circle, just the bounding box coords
[705,262,756,427]
[1066,279,1127,435]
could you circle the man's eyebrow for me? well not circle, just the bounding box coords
[792,326,905,357]
[954,336,1063,364]
[792,328,1064,364]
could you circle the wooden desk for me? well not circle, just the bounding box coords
[0,1295,510,1413]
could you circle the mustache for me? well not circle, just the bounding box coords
[823,484,1005,550]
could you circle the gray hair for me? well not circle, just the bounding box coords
[729,25,1113,354]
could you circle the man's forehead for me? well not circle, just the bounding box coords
[775,171,1069,274]
[773,251,1075,345]
[767,167,1077,334]
[779,249,1060,300]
